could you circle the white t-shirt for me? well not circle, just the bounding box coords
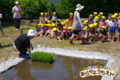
[52,16,57,21]
[107,20,117,27]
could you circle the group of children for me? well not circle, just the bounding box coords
[34,11,120,43]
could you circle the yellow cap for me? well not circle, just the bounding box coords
[99,12,103,15]
[89,14,93,17]
[57,19,61,22]
[38,24,41,26]
[51,23,56,27]
[47,20,51,23]
[40,13,44,15]
[69,13,73,15]
[93,12,98,15]
[83,28,86,30]
[95,16,99,19]
[83,22,86,25]
[45,13,48,15]
[101,26,106,29]
[84,20,88,23]
[66,19,69,22]
[93,23,98,26]
[101,16,106,19]
[61,22,65,25]
[111,15,115,18]
[46,24,51,26]
[114,13,118,16]
[98,15,100,17]
[52,28,57,31]
[41,24,45,27]
[81,19,85,21]
[68,27,72,29]
[85,26,88,29]
[63,26,66,29]
[89,24,94,28]
[53,12,56,14]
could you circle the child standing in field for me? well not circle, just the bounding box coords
[107,15,117,42]
[39,13,45,24]
[51,12,57,23]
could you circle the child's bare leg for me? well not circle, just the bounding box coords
[111,33,115,42]
[57,36,61,41]
[99,35,102,42]
[117,33,120,42]
[108,33,112,41]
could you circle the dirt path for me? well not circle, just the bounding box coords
[0,20,120,79]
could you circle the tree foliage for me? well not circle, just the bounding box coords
[0,0,120,20]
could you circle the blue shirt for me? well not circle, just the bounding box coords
[35,28,41,32]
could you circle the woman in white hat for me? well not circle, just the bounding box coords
[69,4,87,44]
[12,1,21,30]
[13,29,36,58]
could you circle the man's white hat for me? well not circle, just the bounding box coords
[15,1,19,4]
[75,4,84,10]
[27,29,36,36]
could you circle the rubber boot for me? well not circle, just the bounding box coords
[81,38,88,44]
[69,39,74,44]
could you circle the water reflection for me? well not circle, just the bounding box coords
[15,60,36,80]
[0,55,106,80]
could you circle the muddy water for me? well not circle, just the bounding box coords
[0,55,106,80]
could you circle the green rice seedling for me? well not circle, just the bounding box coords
[31,52,53,63]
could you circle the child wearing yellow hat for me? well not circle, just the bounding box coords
[39,12,45,24]
[68,12,73,22]
[106,15,117,42]
[98,12,104,23]
[88,14,94,24]
[94,16,99,23]
[45,12,48,23]
[51,12,57,23]
[99,26,107,42]
[44,24,54,37]
[34,24,41,36]
[82,27,88,41]
[88,24,96,41]
[93,22,99,40]
[40,24,48,37]
[68,27,73,37]
[98,16,107,28]
[114,13,119,23]
[93,12,98,17]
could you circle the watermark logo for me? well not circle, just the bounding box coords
[79,66,116,78]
